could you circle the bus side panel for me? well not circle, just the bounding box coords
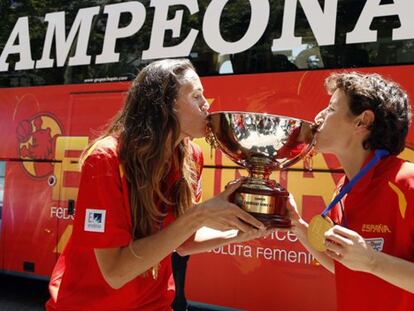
[0,83,129,277]
[0,83,130,161]
[53,90,127,256]
[0,90,30,160]
[68,90,127,138]
[1,161,59,277]
[0,65,413,306]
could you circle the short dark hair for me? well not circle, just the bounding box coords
[325,72,412,155]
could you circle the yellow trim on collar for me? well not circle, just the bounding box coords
[83,140,102,160]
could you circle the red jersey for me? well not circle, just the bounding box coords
[330,154,414,311]
[46,136,203,311]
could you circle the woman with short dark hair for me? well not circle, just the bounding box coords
[290,72,414,311]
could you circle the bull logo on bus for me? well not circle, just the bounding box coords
[16,114,62,178]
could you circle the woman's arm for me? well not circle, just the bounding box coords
[287,196,335,273]
[371,252,414,293]
[95,181,264,289]
[95,208,200,289]
[176,226,271,256]
[324,225,414,293]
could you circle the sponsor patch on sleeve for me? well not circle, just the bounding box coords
[84,209,106,233]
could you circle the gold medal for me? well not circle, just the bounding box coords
[307,215,334,252]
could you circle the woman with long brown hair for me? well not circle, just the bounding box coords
[46,59,266,310]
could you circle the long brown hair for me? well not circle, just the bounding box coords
[83,59,198,239]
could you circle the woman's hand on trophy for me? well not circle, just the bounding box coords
[286,194,301,222]
[197,178,266,233]
[286,194,308,238]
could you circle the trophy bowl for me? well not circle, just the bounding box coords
[206,111,315,228]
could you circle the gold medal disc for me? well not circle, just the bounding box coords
[307,215,334,252]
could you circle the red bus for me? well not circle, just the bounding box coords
[1,1,414,310]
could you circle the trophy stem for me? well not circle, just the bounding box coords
[247,157,275,180]
[248,168,270,180]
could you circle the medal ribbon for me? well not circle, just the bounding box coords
[321,149,389,217]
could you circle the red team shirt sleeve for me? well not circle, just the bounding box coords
[72,149,131,249]
[72,141,203,249]
[395,162,414,240]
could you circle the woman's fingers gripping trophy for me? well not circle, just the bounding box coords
[199,178,266,233]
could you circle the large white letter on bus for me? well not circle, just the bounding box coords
[142,0,198,60]
[36,6,100,68]
[272,0,338,51]
[347,0,414,44]
[0,17,34,71]
[203,0,269,54]
[96,2,146,64]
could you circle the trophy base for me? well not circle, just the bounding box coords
[233,180,291,229]
[250,212,291,229]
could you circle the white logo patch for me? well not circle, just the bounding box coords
[365,238,384,252]
[84,209,106,233]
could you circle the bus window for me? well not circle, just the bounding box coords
[218,59,233,74]
[2,0,414,87]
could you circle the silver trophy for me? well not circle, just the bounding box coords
[206,112,315,228]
